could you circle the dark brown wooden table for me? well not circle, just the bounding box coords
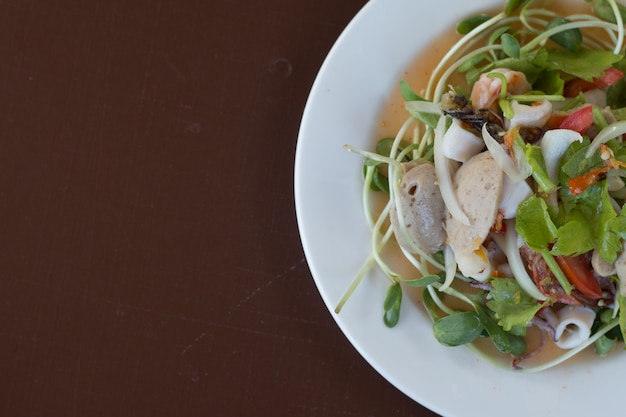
[0,1,440,415]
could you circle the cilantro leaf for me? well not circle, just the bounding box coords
[516,196,558,251]
[545,49,623,81]
[551,210,595,256]
[487,278,543,331]
[597,183,626,263]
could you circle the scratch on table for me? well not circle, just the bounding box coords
[180,332,206,356]
[230,258,306,312]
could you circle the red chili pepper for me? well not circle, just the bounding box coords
[554,255,603,299]
[559,105,594,134]
[567,166,610,195]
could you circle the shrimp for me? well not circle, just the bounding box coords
[470,68,531,110]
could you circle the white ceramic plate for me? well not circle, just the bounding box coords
[295,1,625,416]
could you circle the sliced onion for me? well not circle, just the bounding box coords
[492,220,546,301]
[585,120,626,158]
[481,124,531,181]
[540,129,583,184]
[434,116,470,225]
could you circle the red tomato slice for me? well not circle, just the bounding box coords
[563,78,596,97]
[593,67,624,88]
[554,255,603,299]
[559,105,594,134]
[563,68,624,96]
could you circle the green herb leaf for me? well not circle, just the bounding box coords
[532,69,565,95]
[505,0,527,15]
[515,196,558,251]
[546,49,623,81]
[433,311,484,346]
[595,335,617,355]
[592,0,626,24]
[421,287,440,322]
[547,17,582,52]
[619,294,626,343]
[501,33,520,58]
[486,278,543,331]
[597,181,625,263]
[475,306,512,353]
[524,142,556,193]
[399,81,439,128]
[383,282,402,327]
[457,15,492,35]
[551,210,595,256]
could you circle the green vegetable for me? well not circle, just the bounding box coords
[487,278,543,331]
[457,15,492,35]
[545,49,622,81]
[547,17,582,52]
[505,0,528,16]
[475,305,526,355]
[501,33,520,58]
[399,80,439,128]
[523,142,556,193]
[515,197,573,294]
[592,0,626,23]
[383,282,402,328]
[433,311,484,346]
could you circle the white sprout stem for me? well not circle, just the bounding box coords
[334,253,376,313]
[433,44,502,103]
[518,318,620,373]
[335,216,395,314]
[370,200,397,281]
[438,244,457,292]
[426,285,457,316]
[431,281,477,308]
[521,20,622,53]
[608,0,624,53]
[398,246,430,277]
[362,165,377,229]
[425,12,506,100]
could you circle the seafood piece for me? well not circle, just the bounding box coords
[541,306,596,349]
[470,68,531,110]
[506,100,552,129]
[390,163,446,254]
[440,92,504,137]
[440,118,485,162]
[591,248,616,277]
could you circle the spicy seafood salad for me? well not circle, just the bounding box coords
[341,0,626,371]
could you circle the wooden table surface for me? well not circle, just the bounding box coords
[0,1,442,416]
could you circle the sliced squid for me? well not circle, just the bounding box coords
[441,118,485,162]
[542,306,596,349]
[506,100,552,129]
